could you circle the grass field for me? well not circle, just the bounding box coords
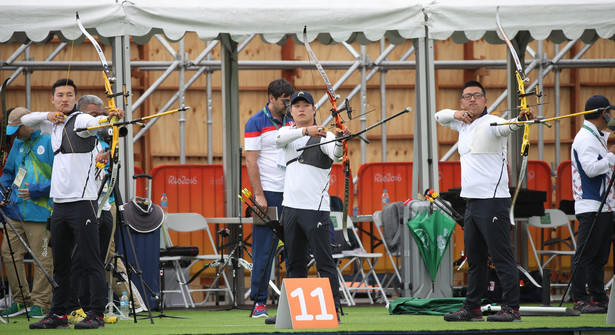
[1,305,614,335]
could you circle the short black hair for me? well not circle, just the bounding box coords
[585,110,604,120]
[268,78,294,100]
[52,78,77,96]
[461,80,486,97]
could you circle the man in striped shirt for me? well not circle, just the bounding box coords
[244,78,294,318]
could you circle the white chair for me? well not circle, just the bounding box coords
[525,208,577,291]
[159,213,233,308]
[330,212,390,306]
[372,210,402,296]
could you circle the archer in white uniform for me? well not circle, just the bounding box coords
[24,78,123,330]
[435,80,535,323]
[275,90,350,322]
[569,94,615,313]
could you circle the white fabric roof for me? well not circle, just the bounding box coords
[0,0,425,45]
[425,0,615,44]
[1,0,614,45]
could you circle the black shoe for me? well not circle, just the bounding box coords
[443,307,483,322]
[265,315,276,325]
[74,312,105,329]
[487,306,521,322]
[594,297,609,311]
[29,314,70,329]
[574,300,606,314]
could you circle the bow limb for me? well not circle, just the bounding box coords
[0,79,10,169]
[496,7,530,150]
[302,27,339,111]
[303,27,351,244]
[496,8,532,226]
[76,12,120,218]
[336,113,350,244]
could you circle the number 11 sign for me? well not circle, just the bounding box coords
[275,278,338,329]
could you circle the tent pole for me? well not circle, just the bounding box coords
[179,38,186,164]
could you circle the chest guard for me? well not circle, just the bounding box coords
[287,136,333,169]
[54,113,97,155]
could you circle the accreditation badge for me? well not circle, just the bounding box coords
[13,167,27,188]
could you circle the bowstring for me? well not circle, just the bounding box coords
[61,19,98,219]
[303,33,325,126]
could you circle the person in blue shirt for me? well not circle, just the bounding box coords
[0,107,54,319]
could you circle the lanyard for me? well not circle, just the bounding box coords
[20,143,32,167]
[582,124,607,150]
[263,104,286,130]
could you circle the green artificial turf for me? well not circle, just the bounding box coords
[1,306,613,334]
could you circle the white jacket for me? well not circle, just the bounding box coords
[435,109,522,199]
[276,125,343,211]
[22,111,107,202]
[571,120,615,214]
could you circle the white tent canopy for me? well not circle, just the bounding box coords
[2,0,614,301]
[2,0,615,45]
[0,0,425,45]
[425,0,615,44]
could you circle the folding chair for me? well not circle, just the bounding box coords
[159,213,233,308]
[372,210,402,296]
[525,208,577,292]
[330,212,390,306]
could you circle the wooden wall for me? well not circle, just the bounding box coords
[2,34,615,175]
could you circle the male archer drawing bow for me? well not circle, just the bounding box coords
[435,78,534,322]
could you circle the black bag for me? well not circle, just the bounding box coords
[519,270,542,303]
[484,267,542,303]
[485,267,503,302]
[509,187,546,218]
[440,187,546,218]
[329,196,359,252]
[159,246,199,257]
[559,199,575,215]
[439,189,466,219]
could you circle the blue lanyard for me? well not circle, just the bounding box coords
[263,104,286,130]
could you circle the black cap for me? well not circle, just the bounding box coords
[290,90,314,105]
[585,95,615,112]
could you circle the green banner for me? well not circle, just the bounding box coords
[407,210,456,282]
